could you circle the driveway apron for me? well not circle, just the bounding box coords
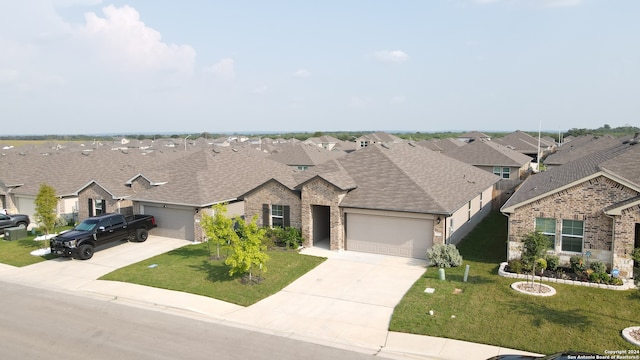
[225,248,427,350]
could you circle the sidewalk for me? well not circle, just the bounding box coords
[0,241,541,360]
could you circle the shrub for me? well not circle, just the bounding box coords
[508,259,524,274]
[535,258,547,274]
[609,277,623,286]
[426,244,463,268]
[590,260,607,275]
[544,254,560,271]
[570,255,586,274]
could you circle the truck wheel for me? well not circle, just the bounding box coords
[16,222,27,229]
[135,229,149,242]
[76,244,94,260]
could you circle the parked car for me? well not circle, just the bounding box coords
[50,213,157,260]
[0,213,30,230]
[486,351,601,360]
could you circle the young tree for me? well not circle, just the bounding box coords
[521,231,549,291]
[225,215,269,282]
[34,183,58,246]
[200,203,236,259]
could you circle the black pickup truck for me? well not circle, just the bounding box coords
[50,213,157,260]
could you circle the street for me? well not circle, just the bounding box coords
[0,281,381,360]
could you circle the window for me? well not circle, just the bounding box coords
[535,217,556,249]
[360,141,369,148]
[479,192,483,209]
[561,219,584,252]
[296,165,309,171]
[467,201,472,221]
[492,166,511,179]
[88,198,105,216]
[271,205,284,228]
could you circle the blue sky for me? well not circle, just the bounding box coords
[1,0,638,135]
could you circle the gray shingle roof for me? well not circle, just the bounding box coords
[266,143,345,167]
[296,143,500,214]
[544,135,621,166]
[442,139,533,167]
[502,140,640,212]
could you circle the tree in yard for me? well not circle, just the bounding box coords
[200,203,236,259]
[521,231,549,291]
[225,215,269,282]
[34,183,58,246]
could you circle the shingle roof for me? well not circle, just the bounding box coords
[544,135,621,166]
[501,140,640,212]
[493,130,554,154]
[442,139,532,167]
[131,147,298,206]
[266,143,345,167]
[296,143,500,214]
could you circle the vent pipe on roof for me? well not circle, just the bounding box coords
[630,132,640,145]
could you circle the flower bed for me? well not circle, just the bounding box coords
[498,262,635,290]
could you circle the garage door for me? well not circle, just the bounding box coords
[346,213,433,259]
[143,205,195,240]
[16,196,37,222]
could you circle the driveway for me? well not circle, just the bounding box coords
[225,247,428,350]
[0,235,189,292]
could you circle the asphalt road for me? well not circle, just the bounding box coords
[0,281,382,360]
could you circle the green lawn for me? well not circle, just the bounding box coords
[0,234,57,266]
[390,211,640,355]
[100,243,326,306]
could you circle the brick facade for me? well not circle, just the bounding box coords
[300,178,348,251]
[507,175,639,279]
[243,180,301,229]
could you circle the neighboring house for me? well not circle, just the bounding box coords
[493,130,555,162]
[543,135,622,168]
[354,132,404,149]
[457,131,492,143]
[501,135,640,280]
[417,138,465,153]
[266,143,346,170]
[441,139,533,180]
[303,135,343,150]
[245,143,500,259]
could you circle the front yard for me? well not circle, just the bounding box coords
[390,211,640,355]
[0,235,57,266]
[99,243,326,306]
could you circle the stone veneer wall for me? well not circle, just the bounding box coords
[507,176,639,278]
[300,178,347,251]
[244,182,301,229]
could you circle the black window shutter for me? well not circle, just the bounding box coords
[88,199,94,217]
[283,206,290,227]
[262,204,270,226]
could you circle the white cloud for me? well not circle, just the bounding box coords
[372,50,409,64]
[203,58,236,80]
[77,5,196,74]
[293,68,311,78]
[252,85,268,94]
[0,69,20,84]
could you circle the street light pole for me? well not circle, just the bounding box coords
[184,135,191,152]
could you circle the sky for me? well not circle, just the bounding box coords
[1,0,639,136]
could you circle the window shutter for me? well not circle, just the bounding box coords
[283,206,290,227]
[262,204,270,226]
[88,199,94,217]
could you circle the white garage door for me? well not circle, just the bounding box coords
[143,205,195,240]
[346,213,433,259]
[16,196,37,221]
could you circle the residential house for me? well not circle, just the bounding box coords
[493,130,555,162]
[266,143,346,171]
[543,135,622,168]
[354,132,404,149]
[457,131,491,143]
[501,135,640,279]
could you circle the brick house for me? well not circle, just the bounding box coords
[501,136,640,279]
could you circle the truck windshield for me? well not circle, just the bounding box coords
[75,219,98,231]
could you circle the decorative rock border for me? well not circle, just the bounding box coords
[511,281,556,297]
[498,262,636,291]
[622,327,640,347]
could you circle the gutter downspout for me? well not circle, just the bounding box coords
[603,211,617,277]
[501,211,511,262]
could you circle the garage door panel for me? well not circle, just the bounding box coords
[143,205,194,240]
[346,213,433,259]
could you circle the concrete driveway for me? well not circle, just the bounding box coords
[225,247,428,350]
[0,235,189,292]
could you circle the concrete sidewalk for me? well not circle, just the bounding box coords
[0,239,541,360]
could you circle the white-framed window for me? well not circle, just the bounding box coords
[360,141,369,148]
[88,198,105,216]
[479,192,483,209]
[467,201,472,221]
[561,219,584,253]
[492,166,511,179]
[296,165,309,171]
[271,205,284,228]
[535,217,556,249]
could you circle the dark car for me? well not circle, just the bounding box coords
[0,213,30,229]
[487,351,601,360]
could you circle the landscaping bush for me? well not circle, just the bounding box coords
[570,255,586,275]
[544,254,560,271]
[263,226,303,250]
[589,260,607,275]
[535,258,547,274]
[508,259,524,274]
[426,244,463,268]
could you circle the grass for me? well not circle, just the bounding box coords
[390,211,640,355]
[99,243,326,306]
[0,234,58,266]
